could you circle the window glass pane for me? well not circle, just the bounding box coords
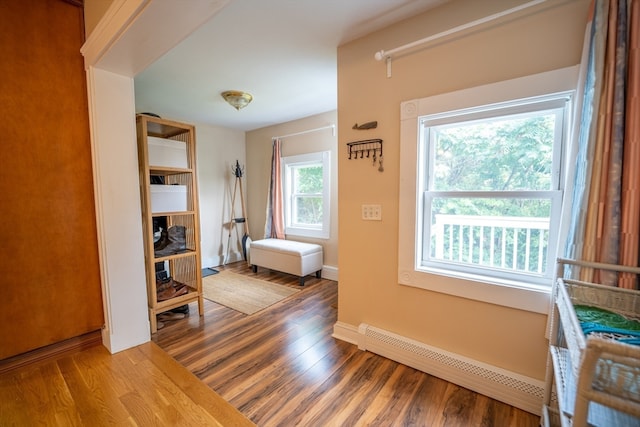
[293,165,323,193]
[291,164,323,226]
[282,151,330,239]
[430,111,557,191]
[428,197,551,275]
[294,195,323,226]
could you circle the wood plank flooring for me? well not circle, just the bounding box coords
[154,262,541,426]
[0,341,253,426]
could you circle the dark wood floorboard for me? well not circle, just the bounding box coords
[153,262,540,426]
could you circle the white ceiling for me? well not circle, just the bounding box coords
[133,0,446,131]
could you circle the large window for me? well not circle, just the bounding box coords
[420,96,567,285]
[282,151,330,239]
[398,66,578,313]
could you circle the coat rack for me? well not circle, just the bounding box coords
[347,138,383,172]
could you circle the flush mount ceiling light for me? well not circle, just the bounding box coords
[221,90,253,110]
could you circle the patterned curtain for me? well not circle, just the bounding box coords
[264,138,285,239]
[564,0,640,289]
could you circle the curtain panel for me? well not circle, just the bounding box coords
[564,0,640,289]
[264,138,285,239]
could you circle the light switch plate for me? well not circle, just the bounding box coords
[362,204,382,220]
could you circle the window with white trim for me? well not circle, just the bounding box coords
[420,96,568,285]
[282,151,330,239]
[398,67,578,313]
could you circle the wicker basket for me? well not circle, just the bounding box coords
[554,277,640,420]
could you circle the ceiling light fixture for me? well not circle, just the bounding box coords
[221,90,253,110]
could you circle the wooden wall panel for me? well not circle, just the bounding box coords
[0,0,104,360]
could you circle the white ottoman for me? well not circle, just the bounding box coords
[250,239,323,286]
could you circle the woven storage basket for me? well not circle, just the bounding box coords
[555,278,640,415]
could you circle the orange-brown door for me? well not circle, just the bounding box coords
[0,0,104,360]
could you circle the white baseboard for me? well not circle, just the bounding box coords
[333,322,543,416]
[332,321,359,345]
[207,257,338,281]
[321,265,338,281]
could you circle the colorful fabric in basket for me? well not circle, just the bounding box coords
[574,305,640,346]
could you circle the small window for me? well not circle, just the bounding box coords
[282,151,330,239]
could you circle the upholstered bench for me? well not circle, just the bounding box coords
[250,239,323,286]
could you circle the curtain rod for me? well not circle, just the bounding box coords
[273,124,335,140]
[374,0,547,77]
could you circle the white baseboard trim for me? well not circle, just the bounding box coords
[332,321,359,345]
[321,265,338,281]
[211,258,338,280]
[333,321,543,416]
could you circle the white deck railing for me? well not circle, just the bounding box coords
[433,214,550,274]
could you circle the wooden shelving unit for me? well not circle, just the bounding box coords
[136,114,204,333]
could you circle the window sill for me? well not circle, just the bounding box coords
[285,228,329,240]
[398,266,551,314]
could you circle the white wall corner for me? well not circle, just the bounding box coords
[86,66,150,353]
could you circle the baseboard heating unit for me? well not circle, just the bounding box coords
[350,323,544,415]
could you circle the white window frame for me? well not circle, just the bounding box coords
[420,96,568,284]
[398,66,579,314]
[282,151,330,239]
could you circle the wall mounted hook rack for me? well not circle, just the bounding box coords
[347,139,384,172]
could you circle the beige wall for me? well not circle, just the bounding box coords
[246,111,338,268]
[336,0,590,379]
[195,123,246,268]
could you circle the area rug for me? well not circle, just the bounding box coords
[202,270,299,315]
[201,267,218,278]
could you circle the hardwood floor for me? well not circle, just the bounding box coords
[0,341,252,426]
[0,262,540,426]
[154,262,541,426]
